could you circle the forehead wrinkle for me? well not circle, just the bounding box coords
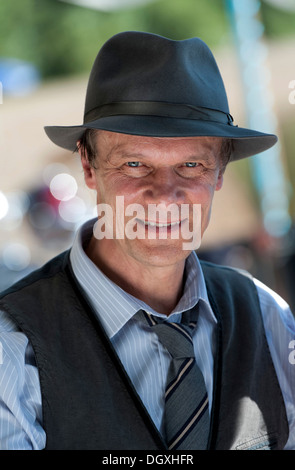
[97,131,223,164]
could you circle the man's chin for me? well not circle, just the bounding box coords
[125,239,193,268]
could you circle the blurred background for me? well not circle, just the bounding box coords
[0,0,295,310]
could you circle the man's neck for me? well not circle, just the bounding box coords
[85,237,186,316]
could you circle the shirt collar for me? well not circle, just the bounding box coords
[70,219,216,338]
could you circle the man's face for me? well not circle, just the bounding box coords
[81,130,224,269]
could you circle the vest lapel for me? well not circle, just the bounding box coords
[65,259,167,450]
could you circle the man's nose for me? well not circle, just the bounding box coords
[143,167,186,204]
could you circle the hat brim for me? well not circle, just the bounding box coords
[44,115,277,161]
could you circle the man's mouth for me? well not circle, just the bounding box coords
[134,219,189,234]
[142,220,182,228]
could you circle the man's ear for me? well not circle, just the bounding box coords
[77,141,97,190]
[215,170,224,191]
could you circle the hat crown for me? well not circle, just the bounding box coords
[84,31,229,119]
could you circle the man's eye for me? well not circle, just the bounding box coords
[185,162,198,167]
[126,162,141,167]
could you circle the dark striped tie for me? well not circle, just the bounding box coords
[135,309,210,450]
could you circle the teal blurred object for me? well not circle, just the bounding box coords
[226,0,292,238]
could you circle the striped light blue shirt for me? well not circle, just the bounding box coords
[0,219,295,450]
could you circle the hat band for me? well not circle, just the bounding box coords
[84,101,235,126]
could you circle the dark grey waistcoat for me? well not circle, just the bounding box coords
[0,251,289,450]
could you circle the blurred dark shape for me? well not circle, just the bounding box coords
[199,226,295,315]
[27,186,76,247]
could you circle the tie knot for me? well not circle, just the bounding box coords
[136,310,196,359]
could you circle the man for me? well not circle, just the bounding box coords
[0,31,294,450]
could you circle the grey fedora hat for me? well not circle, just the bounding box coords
[44,31,277,161]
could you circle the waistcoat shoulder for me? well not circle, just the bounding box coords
[200,259,289,450]
[0,251,165,450]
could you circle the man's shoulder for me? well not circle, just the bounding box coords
[0,250,70,301]
[199,258,294,318]
[254,276,293,317]
[199,258,262,318]
[199,258,254,283]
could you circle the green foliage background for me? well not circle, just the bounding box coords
[0,0,295,300]
[0,0,294,79]
[1,0,294,219]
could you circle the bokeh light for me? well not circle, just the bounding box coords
[49,173,78,202]
[2,242,31,271]
[58,196,87,225]
[0,191,9,220]
[1,191,30,230]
